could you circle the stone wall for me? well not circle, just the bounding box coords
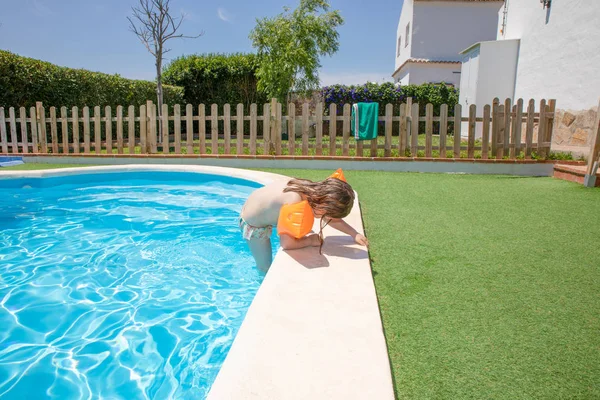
[552,107,598,147]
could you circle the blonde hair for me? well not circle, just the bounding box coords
[284,177,355,219]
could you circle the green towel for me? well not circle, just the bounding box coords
[351,102,379,140]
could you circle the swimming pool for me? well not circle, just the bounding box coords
[0,171,276,399]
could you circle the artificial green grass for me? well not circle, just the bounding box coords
[3,164,599,398]
[258,169,600,399]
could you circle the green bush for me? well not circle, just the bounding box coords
[162,53,268,108]
[321,82,459,115]
[0,50,184,109]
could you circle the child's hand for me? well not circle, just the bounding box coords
[309,233,323,247]
[354,233,369,247]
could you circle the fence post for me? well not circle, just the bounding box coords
[270,98,279,155]
[468,104,476,158]
[0,107,7,153]
[425,103,433,157]
[105,106,113,155]
[162,103,170,154]
[384,103,393,157]
[288,103,296,155]
[513,99,524,158]
[173,104,181,154]
[128,105,135,154]
[453,104,462,158]
[491,98,499,158]
[584,98,600,187]
[146,100,154,153]
[72,106,80,154]
[438,104,448,158]
[20,107,29,154]
[329,103,337,156]
[546,99,556,157]
[186,104,194,155]
[411,103,419,156]
[503,98,512,157]
[316,102,323,156]
[60,106,69,154]
[302,102,309,156]
[36,102,47,153]
[237,103,244,155]
[211,104,219,155]
[482,104,490,159]
[139,104,147,154]
[263,103,271,155]
[538,99,547,158]
[342,104,350,156]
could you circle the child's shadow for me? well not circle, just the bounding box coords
[283,235,368,269]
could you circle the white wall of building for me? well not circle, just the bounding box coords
[394,63,460,86]
[458,40,520,137]
[412,1,503,61]
[395,0,414,71]
[498,0,600,110]
[409,63,461,86]
[396,68,410,86]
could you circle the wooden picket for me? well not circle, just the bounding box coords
[439,104,448,158]
[482,104,490,159]
[329,103,337,156]
[0,98,558,161]
[425,103,433,157]
[19,107,28,154]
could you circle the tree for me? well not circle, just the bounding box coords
[128,0,202,136]
[249,0,343,102]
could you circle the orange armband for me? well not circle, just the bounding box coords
[329,168,346,182]
[277,200,315,239]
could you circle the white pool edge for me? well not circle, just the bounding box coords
[0,165,395,400]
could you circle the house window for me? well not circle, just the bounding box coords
[405,23,410,47]
[397,36,402,57]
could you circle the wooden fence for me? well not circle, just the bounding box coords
[0,98,556,159]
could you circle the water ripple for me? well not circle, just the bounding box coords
[0,172,271,399]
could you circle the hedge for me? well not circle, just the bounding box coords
[0,50,184,109]
[321,82,459,116]
[162,53,267,109]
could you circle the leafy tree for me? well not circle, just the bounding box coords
[249,0,343,102]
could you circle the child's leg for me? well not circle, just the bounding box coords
[246,237,272,273]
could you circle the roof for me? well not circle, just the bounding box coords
[392,58,461,78]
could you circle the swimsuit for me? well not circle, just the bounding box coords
[238,216,273,241]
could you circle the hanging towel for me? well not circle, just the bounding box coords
[351,102,379,141]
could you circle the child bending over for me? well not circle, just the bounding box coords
[239,172,368,272]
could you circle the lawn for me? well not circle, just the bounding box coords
[3,164,599,398]
[260,169,600,399]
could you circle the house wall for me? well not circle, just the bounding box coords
[395,0,414,71]
[412,1,502,61]
[394,63,460,86]
[498,0,600,111]
[395,67,411,86]
[475,40,519,109]
[408,63,461,86]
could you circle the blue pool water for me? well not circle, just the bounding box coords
[0,171,275,399]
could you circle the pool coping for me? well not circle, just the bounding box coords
[0,165,395,400]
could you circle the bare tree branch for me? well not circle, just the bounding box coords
[128,0,203,144]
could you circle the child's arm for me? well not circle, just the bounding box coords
[280,233,321,250]
[327,218,369,246]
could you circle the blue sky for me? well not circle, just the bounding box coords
[0,0,403,86]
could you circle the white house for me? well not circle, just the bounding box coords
[392,0,504,87]
[458,0,600,153]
